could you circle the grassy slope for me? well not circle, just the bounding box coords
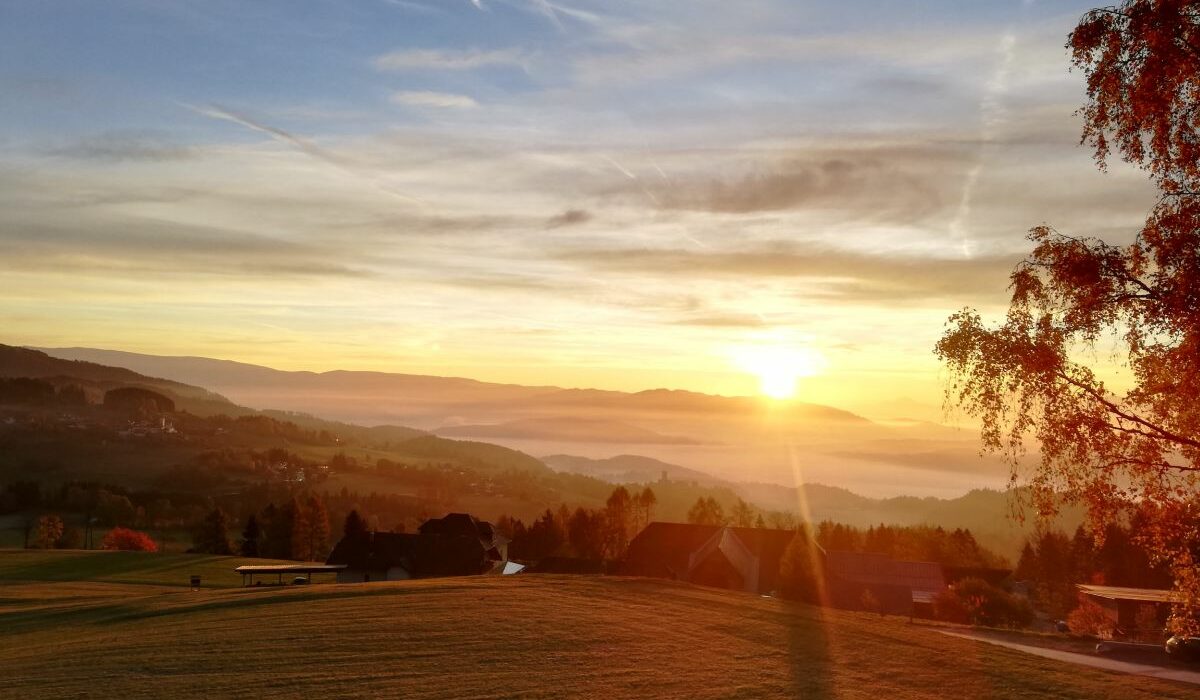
[0,552,1195,699]
[0,550,308,589]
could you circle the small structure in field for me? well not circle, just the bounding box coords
[326,512,509,583]
[234,563,347,586]
[1077,584,1176,639]
[620,522,798,594]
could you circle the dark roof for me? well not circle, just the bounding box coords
[419,513,508,555]
[825,550,945,593]
[326,532,488,578]
[621,522,802,592]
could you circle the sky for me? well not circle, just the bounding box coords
[0,0,1160,416]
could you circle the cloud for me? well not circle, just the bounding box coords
[0,214,370,280]
[390,90,479,109]
[544,208,591,228]
[372,47,527,71]
[554,244,1024,304]
[47,131,196,162]
[669,313,767,328]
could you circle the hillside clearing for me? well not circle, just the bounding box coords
[1,553,1197,699]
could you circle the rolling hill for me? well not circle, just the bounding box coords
[0,551,1192,699]
[36,346,1011,497]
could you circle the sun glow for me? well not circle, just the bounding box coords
[732,343,827,400]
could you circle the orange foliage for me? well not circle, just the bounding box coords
[102,527,159,552]
[937,1,1200,634]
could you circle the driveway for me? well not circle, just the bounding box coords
[938,630,1200,686]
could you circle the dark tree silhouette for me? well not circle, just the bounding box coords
[240,515,261,557]
[192,508,233,555]
[343,509,369,540]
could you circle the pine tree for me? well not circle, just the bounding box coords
[240,515,261,557]
[305,494,330,561]
[343,508,368,540]
[192,508,233,555]
[289,497,311,561]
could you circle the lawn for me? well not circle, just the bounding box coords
[0,549,309,589]
[1,551,1197,699]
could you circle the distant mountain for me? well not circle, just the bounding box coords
[0,344,241,415]
[37,347,870,426]
[543,453,722,484]
[36,346,1009,496]
[438,418,701,445]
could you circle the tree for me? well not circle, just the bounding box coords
[102,527,158,552]
[636,487,657,533]
[777,531,823,603]
[687,497,726,526]
[240,515,261,557]
[343,509,369,540]
[730,498,756,528]
[289,496,312,561]
[33,515,64,549]
[192,507,233,555]
[568,507,605,560]
[936,0,1200,634]
[304,494,330,561]
[604,486,633,558]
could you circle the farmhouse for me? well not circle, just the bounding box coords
[621,522,798,594]
[621,521,947,614]
[824,550,946,616]
[326,512,509,583]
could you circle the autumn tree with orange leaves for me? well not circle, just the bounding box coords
[937,0,1200,633]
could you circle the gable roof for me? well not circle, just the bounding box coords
[419,512,508,555]
[326,532,488,578]
[622,522,802,592]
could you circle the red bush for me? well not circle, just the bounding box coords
[101,527,159,552]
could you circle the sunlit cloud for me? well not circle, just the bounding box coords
[390,90,480,109]
[372,47,527,71]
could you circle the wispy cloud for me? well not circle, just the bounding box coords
[544,208,591,228]
[47,131,195,162]
[390,90,479,109]
[372,47,527,71]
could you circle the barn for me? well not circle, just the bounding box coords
[620,522,799,594]
[824,550,946,616]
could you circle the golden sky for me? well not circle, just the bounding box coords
[0,1,1158,418]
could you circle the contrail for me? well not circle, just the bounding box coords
[949,2,1033,257]
[603,155,660,206]
[182,102,426,206]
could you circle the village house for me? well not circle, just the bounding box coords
[620,522,799,594]
[621,521,947,615]
[326,512,510,583]
[824,550,945,616]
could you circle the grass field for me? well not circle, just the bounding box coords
[0,550,314,588]
[1,550,1196,699]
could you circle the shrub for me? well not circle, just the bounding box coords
[102,527,159,552]
[935,577,1033,628]
[1067,598,1115,639]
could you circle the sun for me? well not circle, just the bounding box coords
[732,344,826,400]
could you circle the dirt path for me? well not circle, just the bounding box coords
[938,630,1200,686]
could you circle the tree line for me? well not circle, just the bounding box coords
[496,485,657,561]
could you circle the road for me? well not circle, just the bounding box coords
[938,630,1200,686]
